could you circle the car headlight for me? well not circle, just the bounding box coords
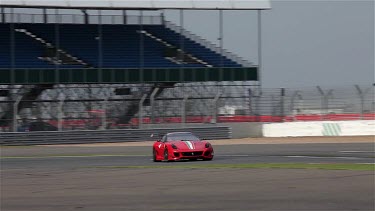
[205,143,211,148]
[171,144,178,149]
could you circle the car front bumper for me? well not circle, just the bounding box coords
[170,148,214,160]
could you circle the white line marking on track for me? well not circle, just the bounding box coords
[285,156,361,160]
[219,155,251,157]
[339,151,375,153]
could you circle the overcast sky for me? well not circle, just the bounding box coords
[164,0,374,88]
[7,0,375,88]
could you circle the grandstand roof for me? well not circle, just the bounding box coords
[0,0,271,10]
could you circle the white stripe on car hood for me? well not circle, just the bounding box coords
[183,141,194,149]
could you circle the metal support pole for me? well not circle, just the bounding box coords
[12,97,21,132]
[98,10,103,83]
[57,98,64,131]
[179,9,185,81]
[181,95,189,127]
[180,9,184,59]
[43,8,47,23]
[10,8,15,84]
[82,10,89,24]
[257,10,262,90]
[150,87,160,124]
[139,10,144,82]
[123,10,127,24]
[55,9,60,83]
[138,94,147,129]
[219,10,224,70]
[1,7,4,23]
[355,85,371,119]
[212,93,221,124]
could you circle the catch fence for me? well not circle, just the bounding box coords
[0,84,373,132]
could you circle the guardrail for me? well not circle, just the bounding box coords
[0,126,231,146]
[1,13,163,25]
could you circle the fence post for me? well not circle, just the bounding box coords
[211,92,221,124]
[354,85,365,120]
[255,89,262,122]
[290,91,303,121]
[12,97,21,132]
[57,98,64,131]
[248,88,253,115]
[317,86,334,120]
[355,85,372,120]
[181,95,189,127]
[280,88,285,122]
[317,86,325,120]
[138,94,147,129]
[150,87,159,124]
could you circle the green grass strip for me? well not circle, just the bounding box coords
[99,163,375,171]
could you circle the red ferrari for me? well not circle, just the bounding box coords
[152,132,214,162]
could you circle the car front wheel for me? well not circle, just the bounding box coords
[164,149,169,161]
[153,149,160,162]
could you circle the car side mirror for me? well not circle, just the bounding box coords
[151,133,162,142]
[151,133,159,138]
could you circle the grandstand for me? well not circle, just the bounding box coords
[0,0,270,130]
[0,23,242,69]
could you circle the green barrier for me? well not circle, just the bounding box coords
[0,67,258,84]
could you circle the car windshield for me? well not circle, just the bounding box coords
[167,133,200,142]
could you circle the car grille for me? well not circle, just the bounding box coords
[182,151,203,156]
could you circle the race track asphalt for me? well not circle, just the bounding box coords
[1,142,374,211]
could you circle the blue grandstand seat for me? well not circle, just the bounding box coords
[0,23,242,69]
[144,25,241,67]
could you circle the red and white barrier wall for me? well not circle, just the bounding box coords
[263,120,375,137]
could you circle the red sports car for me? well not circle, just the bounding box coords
[152,132,214,162]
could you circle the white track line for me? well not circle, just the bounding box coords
[285,156,362,160]
[219,155,251,157]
